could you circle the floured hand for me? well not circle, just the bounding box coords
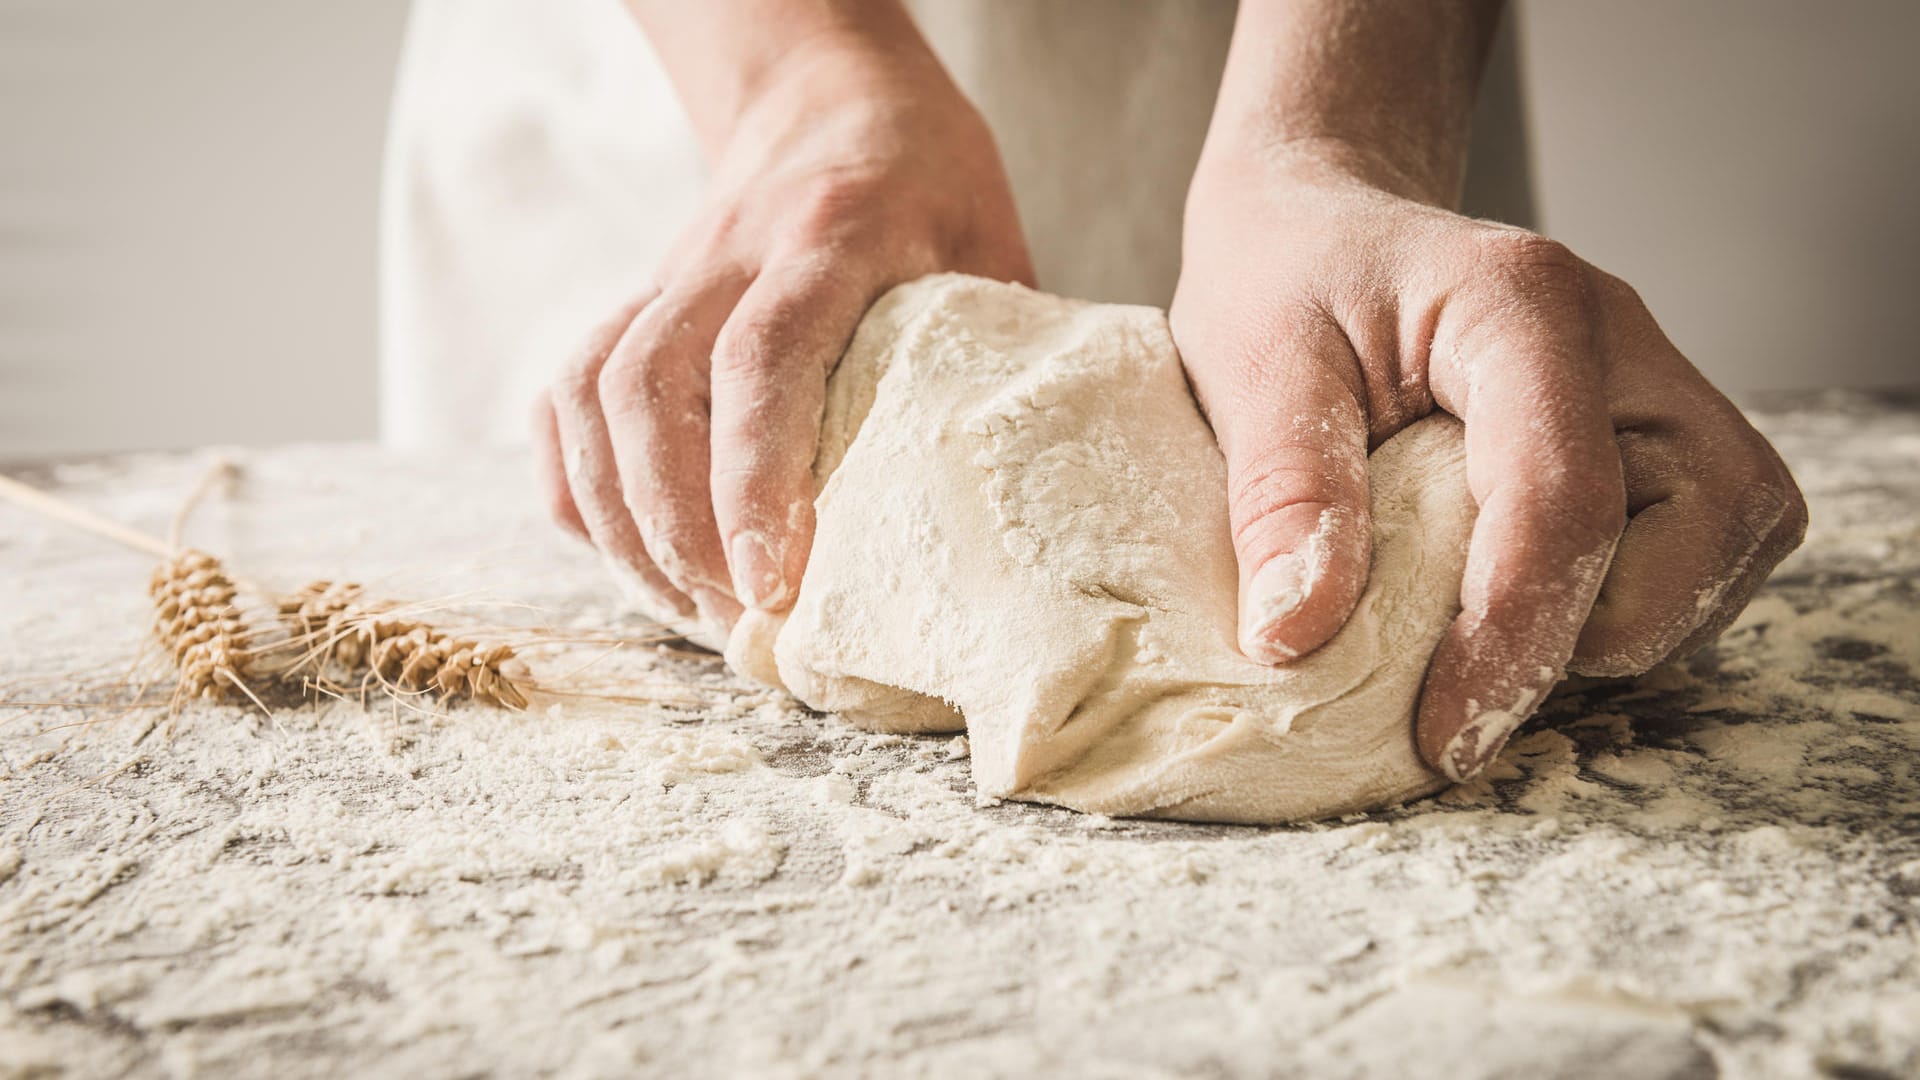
[1173,145,1806,783]
[534,6,1033,643]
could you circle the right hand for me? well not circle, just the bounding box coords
[535,37,1034,641]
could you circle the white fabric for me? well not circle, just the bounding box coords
[379,0,707,448]
[379,0,1236,447]
[379,0,1523,446]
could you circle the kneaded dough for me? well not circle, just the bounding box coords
[729,275,1473,824]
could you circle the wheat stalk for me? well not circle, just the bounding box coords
[0,473,172,559]
[2,464,731,726]
[277,581,533,710]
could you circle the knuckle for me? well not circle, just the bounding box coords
[529,389,557,438]
[1227,462,1355,535]
[1230,498,1354,556]
[596,344,676,423]
[791,176,881,244]
[1228,431,1367,503]
[1571,622,1667,680]
[668,209,743,269]
[707,346,778,414]
[711,316,782,375]
[556,299,650,406]
[1590,266,1648,311]
[1699,441,1805,549]
[786,181,942,270]
[634,513,725,595]
[709,462,788,525]
[626,483,690,549]
[1744,469,1809,552]
[1225,443,1369,554]
[632,504,689,560]
[703,202,746,243]
[1477,230,1581,274]
[1532,468,1628,546]
[546,488,580,532]
[711,428,811,509]
[593,350,637,399]
[551,355,601,411]
[1474,231,1591,303]
[707,460,755,503]
[715,300,842,383]
[593,360,638,421]
[1777,484,1811,548]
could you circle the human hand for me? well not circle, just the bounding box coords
[534,27,1033,642]
[1171,143,1807,782]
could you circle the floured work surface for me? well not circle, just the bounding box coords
[2,391,1917,1078]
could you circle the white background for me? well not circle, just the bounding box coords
[2,1,1916,458]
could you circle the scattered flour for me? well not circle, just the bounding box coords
[0,391,1915,1077]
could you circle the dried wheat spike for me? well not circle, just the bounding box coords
[149,549,253,701]
[369,628,530,710]
[279,580,376,667]
[279,581,530,710]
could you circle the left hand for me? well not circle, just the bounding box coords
[1171,142,1807,781]
[531,29,1034,644]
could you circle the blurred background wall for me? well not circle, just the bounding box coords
[0,1,407,458]
[2,0,1916,459]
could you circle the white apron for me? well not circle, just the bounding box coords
[380,0,1527,446]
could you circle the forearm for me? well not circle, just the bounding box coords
[623,0,944,160]
[1204,0,1505,207]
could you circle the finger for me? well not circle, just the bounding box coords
[1205,313,1373,664]
[530,389,588,541]
[1570,282,1809,676]
[1664,460,1805,660]
[1575,404,1807,676]
[599,274,751,634]
[1420,240,1627,782]
[708,258,876,612]
[548,293,694,620]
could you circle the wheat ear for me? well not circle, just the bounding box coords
[1,468,270,712]
[149,549,258,704]
[279,581,533,710]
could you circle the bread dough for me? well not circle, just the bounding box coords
[728,275,1473,824]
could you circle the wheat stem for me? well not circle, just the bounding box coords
[0,473,172,558]
[166,458,236,551]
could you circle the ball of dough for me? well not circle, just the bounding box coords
[732,275,1471,824]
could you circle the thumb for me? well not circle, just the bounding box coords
[1210,320,1373,664]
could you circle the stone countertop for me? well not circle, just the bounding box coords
[1,391,1916,1079]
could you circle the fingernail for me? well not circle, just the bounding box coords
[729,531,790,611]
[1439,707,1524,783]
[1240,553,1310,663]
[1439,681,1552,783]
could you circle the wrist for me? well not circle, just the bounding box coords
[1199,107,1469,209]
[632,1,950,161]
[1200,0,1499,211]
[1192,127,1460,213]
